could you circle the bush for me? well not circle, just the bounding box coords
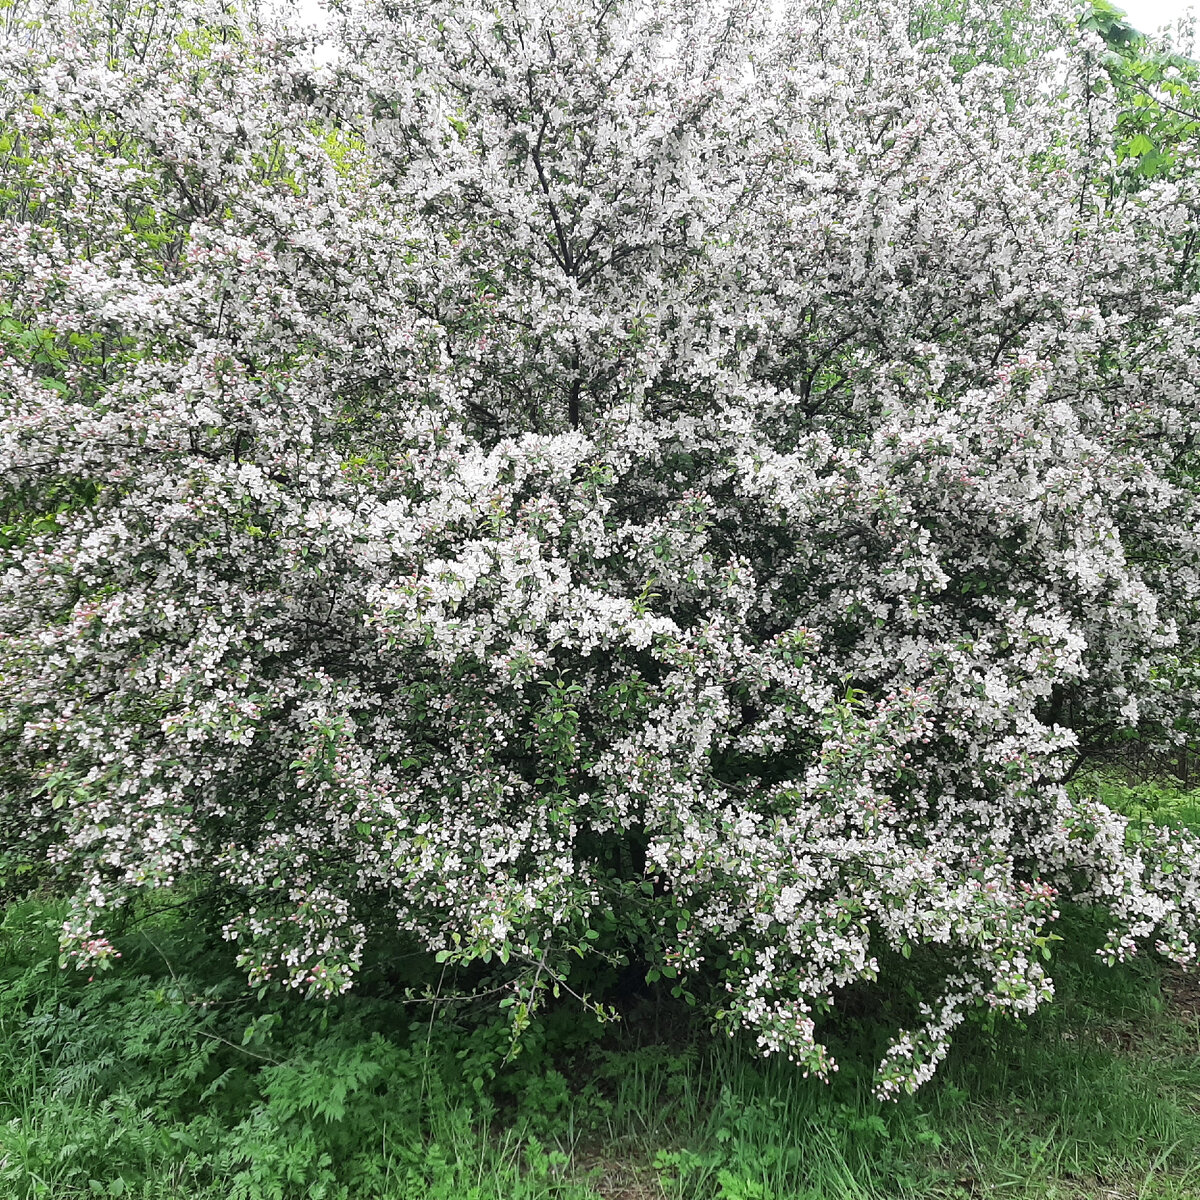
[2,0,1199,1096]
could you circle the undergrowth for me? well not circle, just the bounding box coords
[0,772,1198,1199]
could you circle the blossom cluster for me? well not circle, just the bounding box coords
[2,0,1199,1095]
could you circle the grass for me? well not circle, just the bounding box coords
[1,772,1199,1199]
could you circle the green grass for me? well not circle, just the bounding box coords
[576,931,1200,1200]
[2,772,1199,1199]
[1075,768,1200,838]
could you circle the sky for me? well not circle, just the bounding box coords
[1119,0,1196,34]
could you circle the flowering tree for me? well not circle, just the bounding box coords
[2,0,1199,1095]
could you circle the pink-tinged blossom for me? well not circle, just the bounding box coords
[1,0,1199,1096]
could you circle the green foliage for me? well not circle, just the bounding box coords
[1071,767,1200,839]
[1085,0,1200,187]
[0,896,599,1199]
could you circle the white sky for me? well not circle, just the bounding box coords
[1119,0,1196,34]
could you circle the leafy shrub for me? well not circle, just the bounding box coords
[0,898,599,1199]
